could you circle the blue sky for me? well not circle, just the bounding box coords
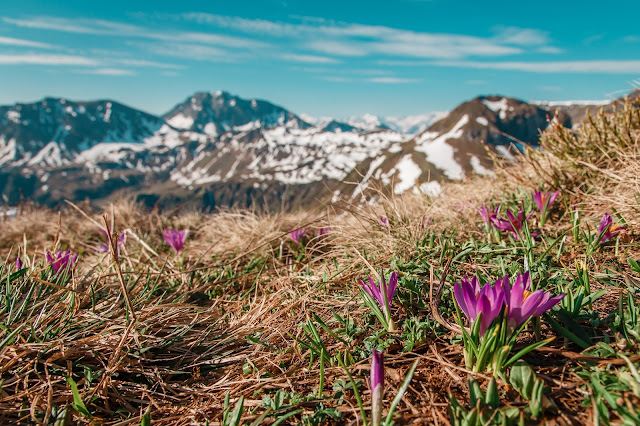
[1,0,639,118]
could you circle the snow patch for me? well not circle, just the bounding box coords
[167,113,194,130]
[393,155,422,194]
[416,181,442,197]
[470,156,494,176]
[415,115,468,180]
[475,117,489,126]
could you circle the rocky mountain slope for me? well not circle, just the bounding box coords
[0,91,622,211]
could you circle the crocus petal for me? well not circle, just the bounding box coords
[454,283,473,321]
[533,191,544,212]
[478,293,495,335]
[534,293,566,317]
[519,290,546,321]
[462,279,480,319]
[386,272,398,304]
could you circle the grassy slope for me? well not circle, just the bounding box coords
[1,99,639,425]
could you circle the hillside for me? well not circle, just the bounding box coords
[0,96,638,425]
[0,91,620,211]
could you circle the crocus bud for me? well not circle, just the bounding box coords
[163,229,188,254]
[15,257,23,270]
[371,349,384,426]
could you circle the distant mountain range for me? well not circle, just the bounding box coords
[0,90,631,211]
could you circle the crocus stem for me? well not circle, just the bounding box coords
[372,385,383,426]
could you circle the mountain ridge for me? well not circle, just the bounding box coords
[0,90,627,211]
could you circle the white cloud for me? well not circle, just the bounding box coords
[367,77,421,83]
[79,68,136,76]
[0,54,98,66]
[536,46,564,54]
[305,40,367,57]
[0,36,55,49]
[281,54,339,63]
[116,58,185,69]
[433,59,640,73]
[3,16,265,49]
[492,26,550,46]
[130,42,233,62]
[180,13,554,60]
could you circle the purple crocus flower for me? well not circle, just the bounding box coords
[533,190,560,214]
[163,229,188,254]
[454,276,505,336]
[46,250,78,275]
[317,227,332,237]
[491,206,533,240]
[379,216,389,227]
[371,349,384,426]
[96,228,126,257]
[503,272,565,332]
[289,228,306,247]
[478,206,500,224]
[359,271,398,331]
[598,213,626,243]
[15,257,23,270]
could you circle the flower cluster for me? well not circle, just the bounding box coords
[455,272,565,337]
[454,272,565,375]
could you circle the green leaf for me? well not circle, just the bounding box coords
[509,361,535,400]
[66,376,91,418]
[485,378,499,409]
[140,409,151,426]
[504,337,555,369]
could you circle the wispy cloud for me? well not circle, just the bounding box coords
[491,26,550,46]
[433,59,640,73]
[367,77,421,83]
[128,41,234,62]
[536,46,563,54]
[3,16,265,49]
[180,13,558,60]
[115,58,185,69]
[0,53,98,66]
[0,36,56,49]
[78,68,136,76]
[623,35,640,43]
[281,54,339,64]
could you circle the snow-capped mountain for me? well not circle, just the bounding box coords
[163,91,311,136]
[0,98,201,168]
[0,91,624,210]
[345,112,448,135]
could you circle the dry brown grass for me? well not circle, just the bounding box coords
[1,99,639,425]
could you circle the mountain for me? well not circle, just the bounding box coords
[345,112,448,134]
[0,98,194,168]
[0,91,625,211]
[163,91,311,136]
